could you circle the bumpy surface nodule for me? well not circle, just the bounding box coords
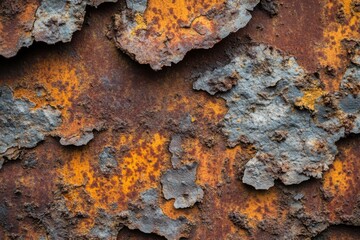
[0,86,61,168]
[194,44,360,190]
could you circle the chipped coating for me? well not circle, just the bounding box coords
[0,0,116,58]
[161,162,204,209]
[113,0,259,70]
[120,188,192,240]
[0,86,61,168]
[169,135,183,168]
[32,0,88,44]
[194,44,360,189]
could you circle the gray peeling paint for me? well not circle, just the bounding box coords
[119,188,192,240]
[194,44,360,190]
[33,0,87,44]
[0,86,61,168]
[169,135,183,168]
[161,162,204,209]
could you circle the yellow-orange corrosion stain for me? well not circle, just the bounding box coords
[57,133,167,232]
[143,0,224,33]
[139,0,222,46]
[132,13,147,33]
[181,138,242,187]
[295,88,326,111]
[160,198,200,223]
[323,158,351,197]
[13,57,95,137]
[322,145,357,221]
[237,189,281,227]
[318,0,360,90]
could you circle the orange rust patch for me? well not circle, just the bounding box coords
[114,0,259,69]
[295,88,326,111]
[318,0,360,90]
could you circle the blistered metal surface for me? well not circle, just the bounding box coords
[1,0,360,239]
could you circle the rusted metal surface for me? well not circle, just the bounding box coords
[0,0,360,239]
[0,0,116,58]
[113,0,259,70]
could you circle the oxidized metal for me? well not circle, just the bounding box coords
[0,0,360,239]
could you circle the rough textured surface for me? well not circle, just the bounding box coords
[0,0,116,58]
[169,135,183,168]
[0,86,61,168]
[194,44,360,189]
[98,147,118,174]
[60,131,94,146]
[59,124,103,146]
[113,0,260,70]
[125,0,147,13]
[260,0,278,16]
[32,0,88,44]
[161,162,204,209]
[0,0,38,58]
[119,189,192,240]
[1,0,360,239]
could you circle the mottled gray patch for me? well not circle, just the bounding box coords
[193,44,360,190]
[169,135,183,168]
[179,114,193,134]
[193,65,239,95]
[126,0,147,13]
[0,86,61,168]
[32,0,87,44]
[350,43,360,66]
[98,147,118,174]
[217,0,260,39]
[25,199,71,239]
[161,162,203,209]
[89,209,123,239]
[119,188,191,240]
